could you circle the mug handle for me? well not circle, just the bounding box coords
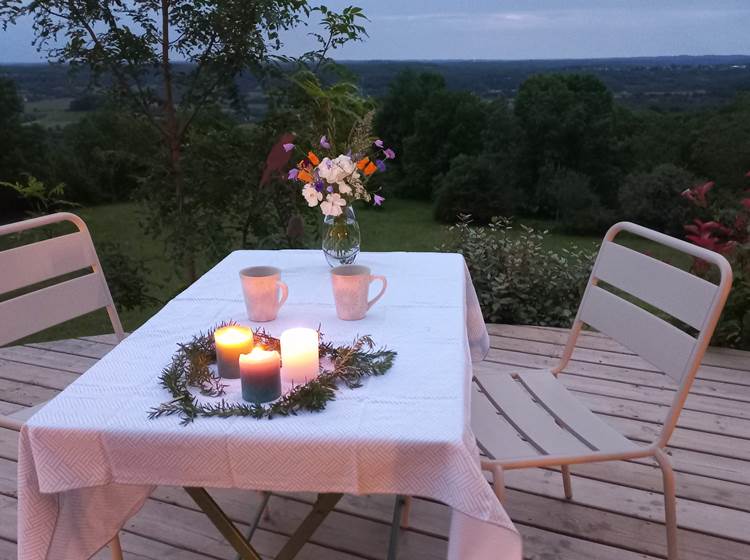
[276,281,289,310]
[367,275,387,310]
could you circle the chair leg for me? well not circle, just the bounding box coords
[561,465,573,499]
[400,496,412,529]
[655,449,679,560]
[491,465,506,503]
[109,534,124,560]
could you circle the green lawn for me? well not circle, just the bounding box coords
[11,199,685,342]
[24,98,87,128]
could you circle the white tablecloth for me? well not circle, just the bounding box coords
[18,250,521,560]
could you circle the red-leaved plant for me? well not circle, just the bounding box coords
[681,175,750,347]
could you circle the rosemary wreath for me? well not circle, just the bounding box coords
[149,323,397,425]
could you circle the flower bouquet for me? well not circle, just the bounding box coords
[285,135,395,266]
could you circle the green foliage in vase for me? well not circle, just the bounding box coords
[442,216,596,327]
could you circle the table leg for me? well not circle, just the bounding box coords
[184,487,263,560]
[387,495,406,560]
[275,493,343,560]
[235,491,272,560]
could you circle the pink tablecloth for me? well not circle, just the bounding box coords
[18,250,521,559]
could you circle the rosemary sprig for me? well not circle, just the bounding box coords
[148,324,396,425]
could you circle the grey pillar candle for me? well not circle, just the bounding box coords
[214,326,254,379]
[239,348,282,403]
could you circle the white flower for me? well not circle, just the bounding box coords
[318,155,355,184]
[302,184,323,207]
[337,181,352,195]
[320,192,346,217]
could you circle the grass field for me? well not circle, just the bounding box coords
[24,97,87,128]
[9,199,665,342]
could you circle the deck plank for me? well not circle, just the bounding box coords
[1,328,749,559]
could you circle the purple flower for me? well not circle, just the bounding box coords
[327,185,334,193]
[375,159,386,172]
[287,168,299,180]
[314,180,325,192]
[320,135,331,149]
[373,194,385,206]
[384,148,396,160]
[283,143,295,152]
[374,139,384,148]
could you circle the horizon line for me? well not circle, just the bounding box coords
[2,53,750,66]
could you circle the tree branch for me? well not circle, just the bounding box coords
[63,3,167,137]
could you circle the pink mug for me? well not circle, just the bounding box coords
[330,265,387,321]
[239,266,288,322]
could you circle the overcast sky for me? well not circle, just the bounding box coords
[2,0,749,63]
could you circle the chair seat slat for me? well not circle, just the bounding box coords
[0,273,112,347]
[0,232,92,295]
[515,371,638,453]
[471,383,537,461]
[579,286,697,384]
[475,373,591,456]
[595,241,717,329]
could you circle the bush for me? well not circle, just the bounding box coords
[680,177,750,348]
[618,164,700,234]
[433,155,517,224]
[442,216,596,326]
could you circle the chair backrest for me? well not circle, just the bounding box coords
[557,222,732,447]
[0,212,124,347]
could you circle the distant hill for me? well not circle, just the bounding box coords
[4,55,750,112]
[337,55,750,109]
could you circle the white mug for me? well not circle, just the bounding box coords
[330,265,387,321]
[239,266,288,322]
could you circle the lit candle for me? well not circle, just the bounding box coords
[214,326,254,379]
[280,327,319,385]
[239,348,281,403]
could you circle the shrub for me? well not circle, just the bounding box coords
[442,215,596,326]
[618,164,700,234]
[681,179,750,348]
[433,155,517,224]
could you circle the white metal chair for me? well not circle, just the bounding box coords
[472,221,732,560]
[0,212,126,559]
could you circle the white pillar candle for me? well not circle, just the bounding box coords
[214,326,254,379]
[280,327,319,385]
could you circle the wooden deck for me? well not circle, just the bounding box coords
[1,324,750,559]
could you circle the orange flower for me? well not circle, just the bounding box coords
[297,170,313,183]
[364,161,377,176]
[356,157,370,170]
[307,151,320,166]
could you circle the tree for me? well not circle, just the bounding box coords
[433,154,517,223]
[399,89,485,199]
[618,164,701,234]
[0,78,51,219]
[688,94,750,192]
[1,0,366,279]
[52,108,159,203]
[374,70,446,159]
[514,74,619,208]
[536,163,609,233]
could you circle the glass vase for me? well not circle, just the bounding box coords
[322,205,360,267]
